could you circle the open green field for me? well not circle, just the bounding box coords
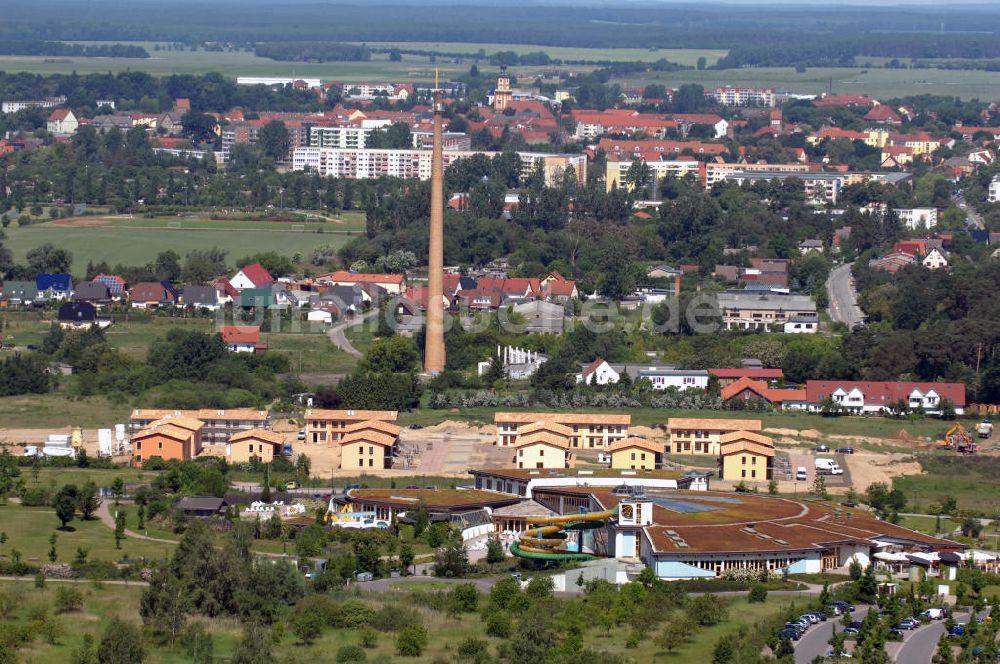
[4,217,356,275]
[69,213,365,233]
[264,331,355,375]
[361,42,728,67]
[627,65,1000,100]
[0,505,175,565]
[0,393,132,430]
[0,41,994,97]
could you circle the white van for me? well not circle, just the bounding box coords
[795,466,808,481]
[815,458,844,475]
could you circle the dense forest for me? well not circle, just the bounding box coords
[253,42,371,63]
[0,41,148,58]
[3,1,1000,65]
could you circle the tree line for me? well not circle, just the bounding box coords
[0,40,149,58]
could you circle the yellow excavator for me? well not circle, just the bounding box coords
[936,424,976,454]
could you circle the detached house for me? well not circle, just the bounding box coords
[129,281,177,308]
[1,281,39,306]
[57,302,110,330]
[181,285,223,311]
[922,248,948,270]
[47,109,78,135]
[36,273,73,301]
[220,325,262,353]
[230,262,274,291]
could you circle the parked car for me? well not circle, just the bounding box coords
[836,447,855,454]
[888,628,904,640]
[778,628,801,641]
[801,614,821,625]
[842,627,860,635]
[827,605,844,616]
[846,621,863,630]
[920,608,947,620]
[896,618,920,630]
[832,601,857,612]
[815,444,830,452]
[796,466,808,481]
[949,625,965,637]
[297,429,305,440]
[825,650,852,659]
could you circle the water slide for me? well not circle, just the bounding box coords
[510,508,616,561]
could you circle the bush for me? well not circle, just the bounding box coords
[20,487,51,506]
[330,600,375,628]
[484,611,512,638]
[449,583,480,613]
[748,584,768,603]
[54,585,84,613]
[457,637,489,661]
[395,624,428,657]
[336,644,367,663]
[688,594,729,626]
[358,627,377,648]
[369,605,422,632]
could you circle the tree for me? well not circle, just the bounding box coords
[486,535,505,563]
[295,523,327,558]
[363,336,420,373]
[55,485,78,529]
[179,622,214,664]
[258,121,291,160]
[434,531,468,577]
[399,543,415,572]
[688,594,728,625]
[657,617,692,654]
[181,112,217,143]
[79,481,101,520]
[115,510,127,549]
[49,532,58,562]
[291,598,326,645]
[231,623,273,664]
[110,477,124,505]
[395,624,428,657]
[932,633,953,664]
[97,617,145,664]
[748,584,767,603]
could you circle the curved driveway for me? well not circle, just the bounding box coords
[327,309,376,358]
[795,607,868,664]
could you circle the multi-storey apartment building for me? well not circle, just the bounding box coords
[716,292,818,332]
[494,412,630,449]
[293,147,587,186]
[666,418,763,455]
[128,409,270,446]
[713,86,776,107]
[303,409,398,445]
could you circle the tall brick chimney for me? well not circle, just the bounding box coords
[423,84,446,374]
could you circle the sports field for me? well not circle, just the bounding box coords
[3,215,361,275]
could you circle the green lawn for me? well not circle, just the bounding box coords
[0,505,175,565]
[0,393,132,429]
[104,316,214,359]
[85,213,365,234]
[3,219,354,276]
[263,331,357,374]
[24,468,158,491]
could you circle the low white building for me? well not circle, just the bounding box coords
[895,208,938,230]
[576,358,621,385]
[922,248,948,270]
[576,358,709,391]
[782,313,819,334]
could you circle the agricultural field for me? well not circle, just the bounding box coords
[0,40,993,97]
[627,64,1000,100]
[3,215,360,275]
[360,42,728,67]
[0,393,132,430]
[893,455,1000,514]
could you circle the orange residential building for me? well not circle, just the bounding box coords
[129,408,270,446]
[226,429,284,464]
[666,418,763,455]
[132,415,204,467]
[304,408,398,445]
[494,412,630,448]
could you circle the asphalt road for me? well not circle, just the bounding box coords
[826,263,865,329]
[890,610,975,664]
[954,192,985,230]
[794,606,869,664]
[326,309,376,358]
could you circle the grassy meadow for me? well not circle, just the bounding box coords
[3,215,359,276]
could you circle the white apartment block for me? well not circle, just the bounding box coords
[895,208,938,230]
[293,147,587,186]
[714,86,776,108]
[990,175,1000,203]
[308,125,376,149]
[236,76,322,88]
[2,99,63,113]
[720,171,844,204]
[605,158,700,190]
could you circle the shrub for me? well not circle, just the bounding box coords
[395,624,428,657]
[20,487,51,506]
[369,605,422,632]
[336,645,367,663]
[457,637,489,661]
[330,600,375,628]
[748,584,768,603]
[54,585,84,613]
[358,627,377,648]
[484,611,512,638]
[448,583,479,613]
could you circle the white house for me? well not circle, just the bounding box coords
[922,248,948,270]
[782,313,819,334]
[229,263,274,291]
[806,380,965,415]
[307,309,334,325]
[576,358,622,385]
[46,109,78,135]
